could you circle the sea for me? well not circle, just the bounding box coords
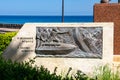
[0,16,93,24]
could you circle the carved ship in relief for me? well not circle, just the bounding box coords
[35,42,77,55]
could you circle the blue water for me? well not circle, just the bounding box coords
[0,16,93,24]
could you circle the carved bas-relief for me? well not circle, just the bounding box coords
[35,27,103,58]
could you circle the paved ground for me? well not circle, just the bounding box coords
[0,28,19,33]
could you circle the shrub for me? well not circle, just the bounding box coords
[0,57,62,80]
[0,56,93,80]
[94,64,120,80]
[0,32,17,55]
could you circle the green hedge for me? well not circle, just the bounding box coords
[0,57,62,80]
[0,32,17,55]
[0,57,91,80]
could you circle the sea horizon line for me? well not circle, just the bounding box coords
[0,15,93,17]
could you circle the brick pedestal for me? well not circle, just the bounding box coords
[94,3,120,55]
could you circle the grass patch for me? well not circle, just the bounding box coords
[94,64,120,80]
[0,32,17,55]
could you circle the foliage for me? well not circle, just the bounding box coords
[94,64,120,80]
[74,70,92,80]
[0,56,94,80]
[0,32,17,55]
[0,57,62,80]
[112,68,120,80]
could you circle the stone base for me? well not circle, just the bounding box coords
[114,55,120,62]
[94,3,120,55]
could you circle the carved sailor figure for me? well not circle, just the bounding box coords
[36,28,42,48]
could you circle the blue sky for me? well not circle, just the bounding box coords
[0,0,118,16]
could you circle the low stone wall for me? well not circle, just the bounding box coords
[0,24,23,29]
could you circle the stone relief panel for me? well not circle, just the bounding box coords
[35,27,103,58]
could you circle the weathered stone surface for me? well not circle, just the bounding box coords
[94,3,120,55]
[2,23,113,75]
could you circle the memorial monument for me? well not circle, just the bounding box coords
[3,23,113,74]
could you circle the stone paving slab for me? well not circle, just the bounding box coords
[0,28,19,33]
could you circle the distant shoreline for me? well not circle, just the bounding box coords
[0,23,22,33]
[0,23,23,29]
